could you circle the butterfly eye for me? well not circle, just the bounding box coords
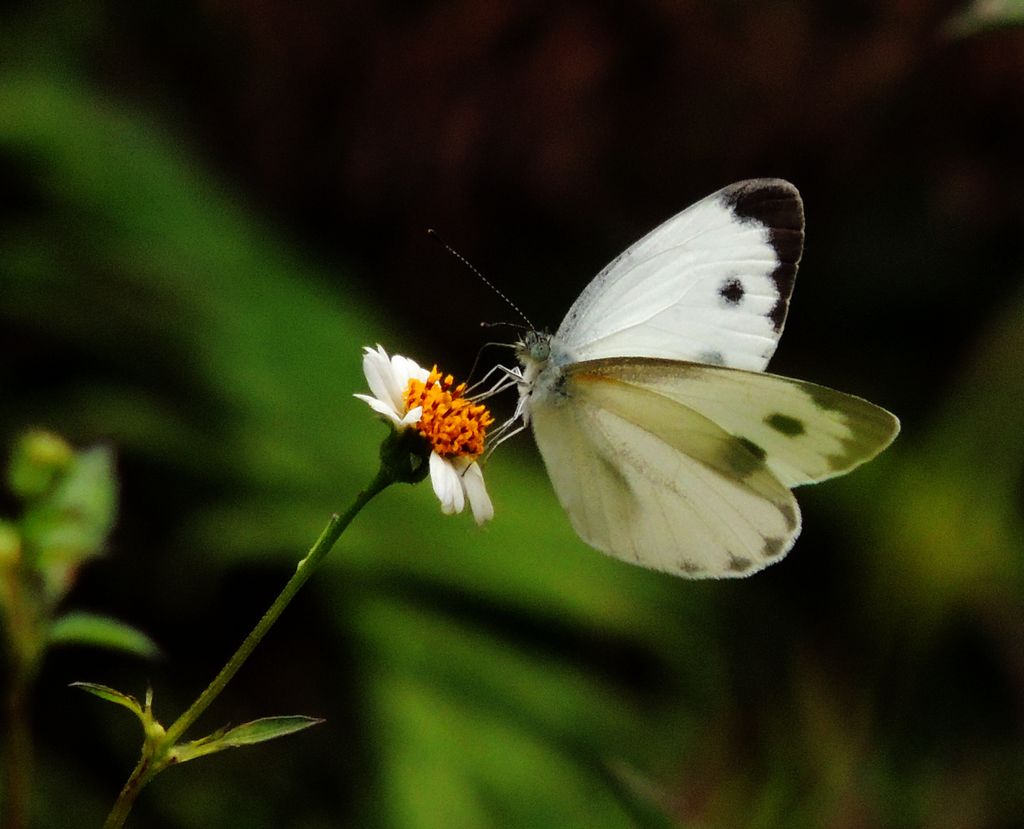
[515,330,551,364]
[527,330,550,361]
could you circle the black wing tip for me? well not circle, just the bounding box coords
[719,179,804,233]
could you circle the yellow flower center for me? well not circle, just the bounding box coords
[403,367,494,459]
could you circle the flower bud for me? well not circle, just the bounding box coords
[8,430,74,500]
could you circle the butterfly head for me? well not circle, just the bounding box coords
[512,329,578,415]
[514,328,551,369]
[517,328,570,391]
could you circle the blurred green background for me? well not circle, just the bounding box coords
[2,1,1024,827]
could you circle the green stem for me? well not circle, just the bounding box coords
[103,466,395,829]
[102,755,152,829]
[1,564,40,829]
[3,671,33,829]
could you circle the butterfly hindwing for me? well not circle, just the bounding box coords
[529,365,802,578]
[555,179,804,372]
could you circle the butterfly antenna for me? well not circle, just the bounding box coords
[480,321,528,333]
[427,228,533,327]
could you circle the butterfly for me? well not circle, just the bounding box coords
[512,179,899,578]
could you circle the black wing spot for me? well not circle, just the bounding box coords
[719,277,745,305]
[727,555,753,573]
[698,349,726,366]
[766,413,806,436]
[804,383,847,413]
[779,503,798,531]
[737,437,767,461]
[725,438,767,478]
[827,452,850,471]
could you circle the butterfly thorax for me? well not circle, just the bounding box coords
[514,330,575,421]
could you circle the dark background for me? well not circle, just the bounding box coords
[2,1,1024,827]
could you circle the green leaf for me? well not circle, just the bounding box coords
[49,612,160,658]
[215,715,326,747]
[70,682,144,720]
[173,716,325,764]
[21,445,118,575]
[945,0,1024,37]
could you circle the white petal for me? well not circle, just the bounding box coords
[354,393,403,425]
[391,353,429,391]
[399,405,423,427]
[361,346,402,413]
[429,452,464,515]
[460,461,494,525]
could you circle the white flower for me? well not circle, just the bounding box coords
[354,346,429,429]
[355,345,494,525]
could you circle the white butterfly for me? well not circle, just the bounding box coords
[511,179,899,578]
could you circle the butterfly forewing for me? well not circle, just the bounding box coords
[555,179,804,373]
[529,366,802,577]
